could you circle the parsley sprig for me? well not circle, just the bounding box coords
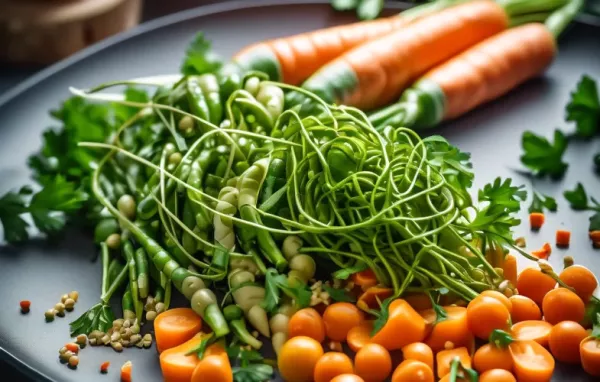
[262,268,311,313]
[566,74,600,138]
[520,129,569,179]
[0,177,87,244]
[528,190,557,214]
[563,183,600,231]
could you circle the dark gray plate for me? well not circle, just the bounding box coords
[1,1,599,381]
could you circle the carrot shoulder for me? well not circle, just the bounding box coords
[371,299,427,350]
[191,344,233,382]
[303,0,508,110]
[154,308,203,353]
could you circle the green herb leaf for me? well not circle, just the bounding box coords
[181,32,223,76]
[590,212,600,232]
[227,346,264,363]
[0,187,31,244]
[371,296,393,336]
[528,191,558,214]
[232,364,274,382]
[323,285,356,303]
[520,129,569,178]
[566,75,600,138]
[69,303,115,337]
[185,333,215,358]
[564,183,589,210]
[332,261,368,280]
[488,329,514,348]
[262,269,311,312]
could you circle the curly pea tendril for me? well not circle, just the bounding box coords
[76,76,505,303]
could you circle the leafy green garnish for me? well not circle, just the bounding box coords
[228,346,274,382]
[371,296,393,336]
[181,32,223,76]
[467,177,526,246]
[69,303,114,337]
[427,289,449,325]
[185,333,216,358]
[520,130,569,178]
[0,177,88,244]
[528,191,558,214]
[566,75,600,138]
[332,261,368,280]
[262,269,311,313]
[323,285,356,303]
[564,183,591,210]
[563,183,600,231]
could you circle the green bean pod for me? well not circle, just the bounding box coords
[107,258,124,288]
[94,219,120,244]
[219,69,243,103]
[135,247,150,299]
[237,158,287,270]
[123,241,143,321]
[196,74,223,125]
[229,269,270,337]
[187,149,220,230]
[223,305,263,349]
[255,82,285,124]
[122,287,135,321]
[186,78,211,130]
[181,198,198,255]
[214,186,239,251]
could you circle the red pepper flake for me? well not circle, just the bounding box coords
[531,242,552,259]
[100,361,110,374]
[65,343,79,354]
[19,300,31,314]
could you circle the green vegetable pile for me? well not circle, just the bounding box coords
[0,33,541,378]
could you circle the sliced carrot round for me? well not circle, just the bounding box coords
[511,320,552,347]
[581,337,600,377]
[154,308,203,353]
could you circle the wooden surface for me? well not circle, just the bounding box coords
[0,0,142,64]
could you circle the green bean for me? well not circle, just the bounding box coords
[229,269,270,337]
[135,247,150,299]
[181,198,198,255]
[107,258,124,287]
[122,287,135,320]
[214,186,239,251]
[94,219,119,244]
[223,305,262,349]
[123,241,143,321]
[196,74,223,125]
[237,158,287,270]
[92,152,230,338]
[186,78,211,132]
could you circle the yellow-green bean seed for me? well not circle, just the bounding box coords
[89,338,97,346]
[178,115,194,132]
[564,256,574,268]
[76,334,87,346]
[471,268,485,281]
[146,311,157,321]
[121,340,130,348]
[68,291,79,302]
[111,332,121,342]
[129,334,142,345]
[130,324,140,335]
[117,194,136,220]
[56,310,65,318]
[287,270,306,287]
[89,330,104,340]
[136,341,144,349]
[121,328,132,340]
[68,355,79,368]
[289,255,316,281]
[122,319,131,328]
[282,236,303,259]
[59,346,68,355]
[64,298,75,311]
[60,294,69,304]
[45,309,55,321]
[60,351,73,362]
[272,332,287,356]
[278,304,297,317]
[105,233,121,250]
[168,152,182,166]
[124,310,136,321]
[54,303,65,313]
[101,335,110,345]
[113,319,124,329]
[154,302,165,314]
[111,342,123,352]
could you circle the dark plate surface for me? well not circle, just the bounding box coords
[1,1,600,381]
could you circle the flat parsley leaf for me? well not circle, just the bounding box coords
[232,364,274,382]
[564,183,589,210]
[332,261,368,280]
[520,129,569,178]
[181,32,223,76]
[322,285,356,303]
[371,296,393,336]
[262,269,311,313]
[528,191,558,214]
[0,187,32,244]
[566,75,600,138]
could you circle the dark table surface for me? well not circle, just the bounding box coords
[0,2,229,379]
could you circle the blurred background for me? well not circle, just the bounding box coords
[0,0,599,380]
